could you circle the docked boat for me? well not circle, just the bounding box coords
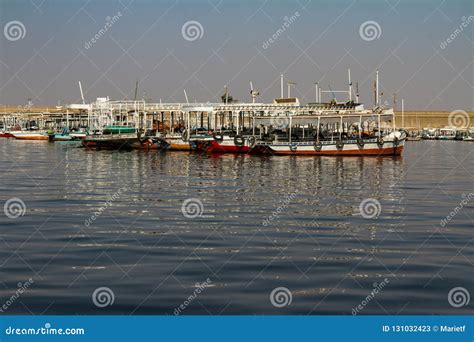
[13,132,49,140]
[48,127,74,141]
[0,130,23,138]
[437,127,457,140]
[194,132,253,153]
[82,133,167,150]
[463,128,474,141]
[250,131,405,156]
[70,131,87,140]
[421,128,438,140]
[161,130,213,151]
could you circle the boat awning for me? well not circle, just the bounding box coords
[254,113,393,126]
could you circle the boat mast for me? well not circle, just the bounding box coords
[375,70,379,107]
[401,98,405,129]
[314,82,319,103]
[280,74,284,98]
[348,69,352,102]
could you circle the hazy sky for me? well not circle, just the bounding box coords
[0,0,473,110]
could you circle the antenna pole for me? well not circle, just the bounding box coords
[315,83,318,103]
[280,74,284,98]
[134,80,139,101]
[348,69,352,102]
[401,98,405,128]
[356,82,359,103]
[78,81,85,105]
[183,89,189,104]
[375,71,379,106]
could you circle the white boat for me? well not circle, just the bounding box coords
[464,128,474,141]
[13,132,49,140]
[437,127,457,140]
[421,128,438,140]
[251,131,406,156]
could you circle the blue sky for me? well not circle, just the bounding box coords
[0,0,472,110]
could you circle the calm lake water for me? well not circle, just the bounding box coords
[0,139,472,315]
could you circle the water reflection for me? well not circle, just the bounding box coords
[0,140,472,315]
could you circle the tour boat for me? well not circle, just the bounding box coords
[463,128,474,141]
[160,131,214,151]
[0,130,23,138]
[421,128,438,140]
[250,131,406,156]
[437,127,457,140]
[194,134,252,153]
[82,133,167,150]
[13,132,49,140]
[70,132,87,140]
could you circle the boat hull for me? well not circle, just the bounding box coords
[82,135,167,150]
[198,140,251,153]
[53,135,74,141]
[193,135,252,154]
[14,133,49,140]
[250,143,404,156]
[251,132,406,156]
[163,135,214,151]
